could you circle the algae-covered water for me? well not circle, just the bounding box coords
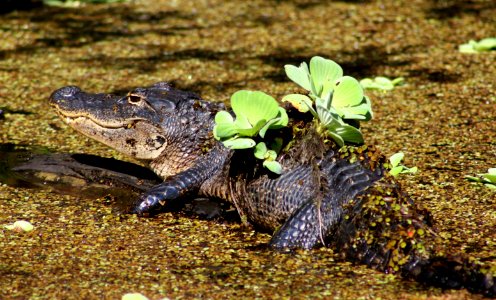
[1,0,495,299]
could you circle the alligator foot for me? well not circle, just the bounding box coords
[133,182,185,215]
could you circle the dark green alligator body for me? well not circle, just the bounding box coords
[50,82,495,297]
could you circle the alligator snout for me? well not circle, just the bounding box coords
[49,86,82,105]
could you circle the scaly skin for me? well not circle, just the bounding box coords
[50,82,495,296]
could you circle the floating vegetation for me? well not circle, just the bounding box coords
[4,220,34,232]
[213,90,288,174]
[360,77,405,91]
[459,38,496,53]
[283,56,373,147]
[465,168,496,190]
[121,293,149,300]
[388,152,418,177]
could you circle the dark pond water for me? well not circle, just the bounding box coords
[0,0,494,299]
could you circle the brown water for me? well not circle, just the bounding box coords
[0,0,495,299]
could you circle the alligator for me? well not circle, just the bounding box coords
[49,82,495,297]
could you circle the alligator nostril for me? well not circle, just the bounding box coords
[151,81,171,91]
[50,86,81,103]
[59,86,81,97]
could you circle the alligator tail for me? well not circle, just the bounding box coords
[402,255,496,297]
[333,175,496,297]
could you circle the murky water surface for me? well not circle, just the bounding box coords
[0,0,495,299]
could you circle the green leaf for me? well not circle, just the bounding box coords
[259,107,288,138]
[335,106,367,120]
[266,150,277,161]
[259,120,274,138]
[309,56,343,97]
[360,77,404,91]
[332,76,364,108]
[236,119,267,137]
[315,96,331,111]
[389,166,403,177]
[458,38,496,53]
[363,96,373,120]
[284,62,311,91]
[213,123,237,140]
[406,166,418,174]
[254,142,268,159]
[270,107,289,129]
[335,124,364,144]
[263,160,283,174]
[373,76,395,90]
[214,111,234,124]
[333,96,372,120]
[328,131,344,147]
[389,152,404,167]
[222,138,256,149]
[359,78,374,89]
[316,105,338,127]
[231,90,279,128]
[282,94,313,113]
[480,174,496,183]
[466,168,496,187]
[465,175,481,182]
[459,40,478,53]
[4,220,34,232]
[233,114,252,129]
[391,77,405,86]
[473,38,496,51]
[485,184,496,190]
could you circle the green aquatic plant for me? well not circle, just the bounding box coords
[360,76,405,91]
[213,90,288,147]
[213,90,288,173]
[122,293,150,300]
[283,56,373,146]
[254,140,283,174]
[388,152,418,177]
[4,220,34,232]
[459,38,496,53]
[214,57,375,172]
[465,168,496,190]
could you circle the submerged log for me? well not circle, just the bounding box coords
[0,145,231,218]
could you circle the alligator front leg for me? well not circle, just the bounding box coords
[133,146,230,215]
[133,174,198,215]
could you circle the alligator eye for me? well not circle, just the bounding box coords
[146,135,166,149]
[128,94,143,104]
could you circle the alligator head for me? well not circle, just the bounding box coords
[50,82,224,178]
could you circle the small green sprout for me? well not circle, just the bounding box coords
[213,90,287,174]
[121,293,150,300]
[4,220,34,232]
[465,168,496,190]
[459,38,496,53]
[360,76,405,91]
[388,152,418,177]
[283,56,372,147]
[254,141,283,174]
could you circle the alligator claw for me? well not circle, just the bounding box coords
[132,184,182,215]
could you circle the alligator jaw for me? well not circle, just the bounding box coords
[53,108,144,130]
[57,115,168,160]
[49,85,146,129]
